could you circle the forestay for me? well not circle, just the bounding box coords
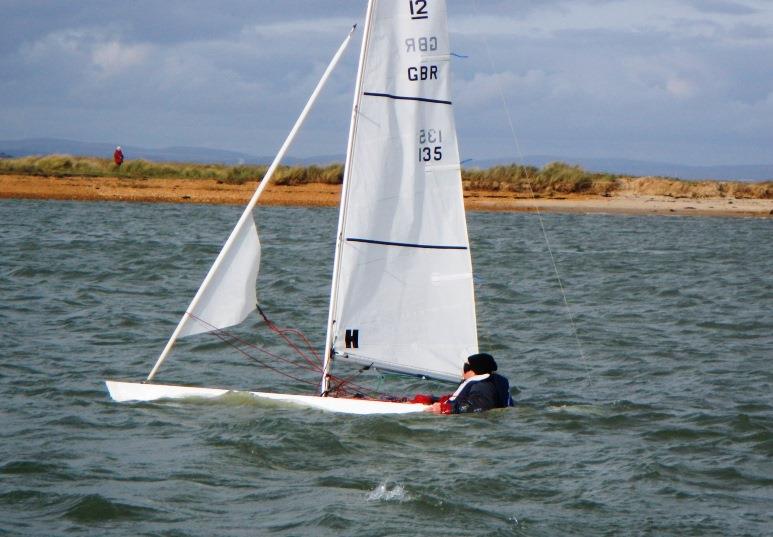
[327,0,478,383]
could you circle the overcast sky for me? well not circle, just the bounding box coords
[1,0,771,165]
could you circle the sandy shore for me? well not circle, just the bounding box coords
[1,174,771,217]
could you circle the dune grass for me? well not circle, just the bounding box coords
[0,154,254,181]
[1,154,770,198]
[462,162,619,195]
[0,154,347,186]
[0,155,615,193]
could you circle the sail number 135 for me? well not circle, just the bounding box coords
[418,128,442,162]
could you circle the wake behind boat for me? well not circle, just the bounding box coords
[106,0,480,414]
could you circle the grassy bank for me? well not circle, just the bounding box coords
[1,154,771,198]
[462,162,619,195]
[0,154,342,186]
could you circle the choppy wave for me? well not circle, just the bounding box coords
[367,481,409,502]
[0,200,771,536]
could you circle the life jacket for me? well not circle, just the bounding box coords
[488,373,514,407]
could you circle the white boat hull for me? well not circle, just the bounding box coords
[105,380,429,415]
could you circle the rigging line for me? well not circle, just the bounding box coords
[323,354,399,400]
[256,305,322,369]
[209,328,320,387]
[473,0,593,391]
[183,314,390,399]
[249,309,385,399]
[323,361,384,399]
[327,364,382,399]
[325,372,383,400]
[186,312,322,375]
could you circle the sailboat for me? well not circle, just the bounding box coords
[106,0,479,415]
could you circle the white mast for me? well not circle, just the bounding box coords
[147,25,358,382]
[321,0,377,394]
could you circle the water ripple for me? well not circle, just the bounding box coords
[1,201,771,536]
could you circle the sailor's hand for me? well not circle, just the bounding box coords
[428,402,443,413]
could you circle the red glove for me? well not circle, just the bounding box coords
[437,394,453,414]
[410,394,436,405]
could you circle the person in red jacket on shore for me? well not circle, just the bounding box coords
[427,353,513,414]
[113,146,124,166]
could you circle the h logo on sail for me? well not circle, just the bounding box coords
[345,329,360,349]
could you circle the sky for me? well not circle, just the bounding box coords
[1,0,772,166]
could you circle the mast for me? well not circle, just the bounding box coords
[147,25,358,382]
[321,0,377,394]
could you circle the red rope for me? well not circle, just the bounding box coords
[254,307,387,398]
[186,309,397,401]
[186,312,320,386]
[256,306,322,371]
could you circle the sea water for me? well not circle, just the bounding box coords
[0,199,771,536]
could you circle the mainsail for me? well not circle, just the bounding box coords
[326,0,478,383]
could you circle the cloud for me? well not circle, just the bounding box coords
[1,0,772,163]
[455,69,552,108]
[20,29,152,78]
[452,0,773,45]
[91,41,151,76]
[665,77,696,98]
[21,29,87,62]
[242,17,356,39]
[686,0,759,15]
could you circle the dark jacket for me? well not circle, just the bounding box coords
[444,373,514,414]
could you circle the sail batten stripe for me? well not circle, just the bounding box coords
[346,237,467,250]
[363,91,452,105]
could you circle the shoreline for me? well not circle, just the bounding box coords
[1,174,771,217]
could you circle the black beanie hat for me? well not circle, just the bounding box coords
[466,353,497,374]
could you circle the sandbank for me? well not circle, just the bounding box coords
[1,174,771,217]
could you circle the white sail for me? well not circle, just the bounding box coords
[179,219,260,337]
[107,8,474,413]
[327,0,477,382]
[145,27,358,381]
[171,26,358,341]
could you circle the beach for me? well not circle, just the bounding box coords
[1,173,771,217]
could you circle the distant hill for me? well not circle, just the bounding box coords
[0,137,342,166]
[0,138,267,165]
[1,138,770,181]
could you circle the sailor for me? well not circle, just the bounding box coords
[113,146,124,166]
[429,353,514,414]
